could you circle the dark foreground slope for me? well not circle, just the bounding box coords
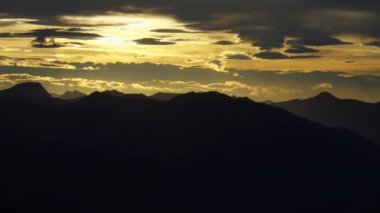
[0,86,379,212]
[274,92,380,143]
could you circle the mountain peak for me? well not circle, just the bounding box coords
[0,82,51,101]
[11,82,45,90]
[313,92,338,101]
[102,90,125,96]
[59,90,86,100]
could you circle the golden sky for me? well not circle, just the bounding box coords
[0,1,379,101]
[1,14,380,73]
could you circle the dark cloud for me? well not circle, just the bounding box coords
[0,33,12,38]
[151,29,193,33]
[254,51,321,60]
[1,0,379,50]
[0,28,99,48]
[208,60,225,70]
[254,52,289,60]
[17,28,101,40]
[134,38,176,45]
[214,40,236,45]
[285,45,320,54]
[366,41,380,47]
[31,37,83,48]
[226,54,251,60]
[32,37,65,48]
[290,37,352,46]
[0,28,101,40]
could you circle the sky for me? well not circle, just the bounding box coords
[0,0,379,102]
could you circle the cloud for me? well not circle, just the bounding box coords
[151,29,193,33]
[0,28,99,48]
[214,40,236,45]
[366,41,380,47]
[254,52,289,60]
[32,37,65,48]
[290,37,352,46]
[313,83,334,91]
[206,59,227,72]
[0,73,126,91]
[0,33,14,38]
[134,38,176,45]
[0,18,33,26]
[1,62,379,102]
[285,45,320,54]
[17,28,101,40]
[1,0,379,51]
[254,51,321,60]
[226,54,252,60]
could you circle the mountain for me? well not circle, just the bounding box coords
[101,89,126,96]
[274,92,380,143]
[0,84,379,212]
[150,92,181,101]
[59,90,86,100]
[0,82,51,102]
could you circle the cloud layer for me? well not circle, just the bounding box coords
[1,0,380,51]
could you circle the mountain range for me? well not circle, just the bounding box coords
[273,92,380,144]
[0,83,379,212]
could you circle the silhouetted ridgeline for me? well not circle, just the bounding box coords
[0,83,379,212]
[274,92,380,144]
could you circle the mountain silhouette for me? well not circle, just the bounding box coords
[0,84,379,212]
[59,90,86,100]
[151,92,181,101]
[101,89,126,96]
[274,92,380,143]
[0,82,51,102]
[313,91,337,100]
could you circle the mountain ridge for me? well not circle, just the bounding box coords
[274,92,380,143]
[0,82,379,212]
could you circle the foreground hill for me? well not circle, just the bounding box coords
[274,92,380,143]
[0,83,379,212]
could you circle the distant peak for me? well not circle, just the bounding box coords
[59,90,86,100]
[312,92,339,101]
[102,90,125,96]
[63,90,84,95]
[316,92,335,98]
[86,91,147,100]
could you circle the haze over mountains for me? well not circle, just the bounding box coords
[58,90,87,100]
[274,92,380,144]
[1,82,379,212]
